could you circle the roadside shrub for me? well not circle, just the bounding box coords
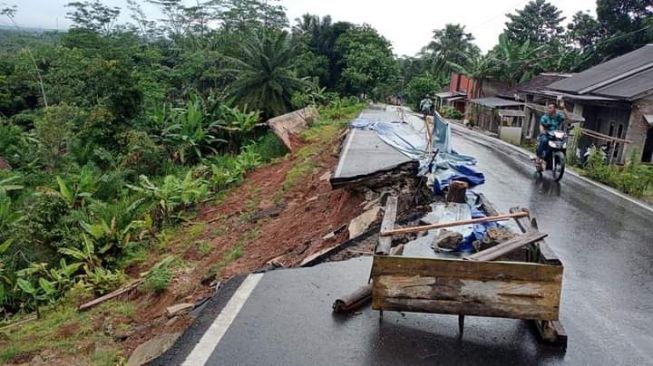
[584,147,653,197]
[439,105,463,120]
[128,171,209,224]
[142,256,174,293]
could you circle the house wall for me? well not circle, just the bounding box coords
[581,104,631,163]
[624,95,653,162]
[449,73,474,94]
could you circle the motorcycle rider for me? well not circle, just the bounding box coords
[420,94,433,119]
[536,100,570,167]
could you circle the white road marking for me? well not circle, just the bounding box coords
[334,127,356,178]
[182,273,263,366]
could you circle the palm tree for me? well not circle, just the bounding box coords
[222,31,309,119]
[424,24,480,78]
[489,34,545,85]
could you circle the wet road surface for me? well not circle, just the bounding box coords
[158,123,653,366]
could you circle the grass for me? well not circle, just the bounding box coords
[195,240,213,257]
[187,222,206,239]
[280,106,361,192]
[203,227,260,282]
[0,300,134,365]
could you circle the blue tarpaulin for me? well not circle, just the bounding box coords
[350,111,485,193]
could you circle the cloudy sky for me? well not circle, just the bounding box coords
[2,0,597,55]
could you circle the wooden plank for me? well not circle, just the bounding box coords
[375,196,397,255]
[78,279,143,311]
[372,256,562,282]
[477,193,499,216]
[533,319,568,347]
[371,256,562,320]
[376,298,559,321]
[380,211,529,237]
[509,207,561,265]
[466,231,547,262]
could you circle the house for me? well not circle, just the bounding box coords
[496,73,585,143]
[461,73,587,146]
[534,44,653,163]
[436,72,511,115]
[435,73,472,114]
[467,97,524,141]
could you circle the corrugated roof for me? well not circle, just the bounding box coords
[470,97,523,108]
[498,110,526,117]
[592,67,653,100]
[435,92,455,98]
[497,73,570,100]
[547,44,653,96]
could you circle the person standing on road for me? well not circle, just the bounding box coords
[536,101,570,164]
[420,95,433,119]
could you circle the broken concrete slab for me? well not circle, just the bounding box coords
[128,332,182,366]
[268,106,319,151]
[348,206,380,239]
[166,303,194,318]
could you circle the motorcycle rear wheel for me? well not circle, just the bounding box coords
[552,152,565,181]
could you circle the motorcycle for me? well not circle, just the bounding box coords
[534,129,569,181]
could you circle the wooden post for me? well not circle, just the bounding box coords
[375,196,398,255]
[446,180,468,204]
[380,211,529,237]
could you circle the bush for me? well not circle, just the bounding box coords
[584,147,653,197]
[439,105,463,119]
[142,256,174,293]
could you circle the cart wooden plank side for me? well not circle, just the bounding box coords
[372,194,567,347]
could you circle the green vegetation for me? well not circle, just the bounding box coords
[142,256,174,293]
[0,0,379,323]
[580,148,653,198]
[406,0,652,96]
[439,106,463,120]
[0,300,133,365]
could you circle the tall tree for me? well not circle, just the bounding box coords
[222,31,308,119]
[595,0,653,59]
[219,0,288,32]
[424,24,480,78]
[567,11,603,50]
[335,24,399,98]
[504,0,565,45]
[65,0,121,35]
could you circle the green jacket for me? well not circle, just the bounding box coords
[540,111,565,131]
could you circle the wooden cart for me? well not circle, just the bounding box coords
[371,196,567,347]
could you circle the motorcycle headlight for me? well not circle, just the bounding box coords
[562,143,567,149]
[548,141,557,148]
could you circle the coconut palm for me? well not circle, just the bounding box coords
[222,31,309,119]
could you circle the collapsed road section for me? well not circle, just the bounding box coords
[154,105,568,366]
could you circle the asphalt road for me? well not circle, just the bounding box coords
[158,121,653,366]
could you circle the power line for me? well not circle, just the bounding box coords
[471,0,530,28]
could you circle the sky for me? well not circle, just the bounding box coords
[1,0,597,56]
